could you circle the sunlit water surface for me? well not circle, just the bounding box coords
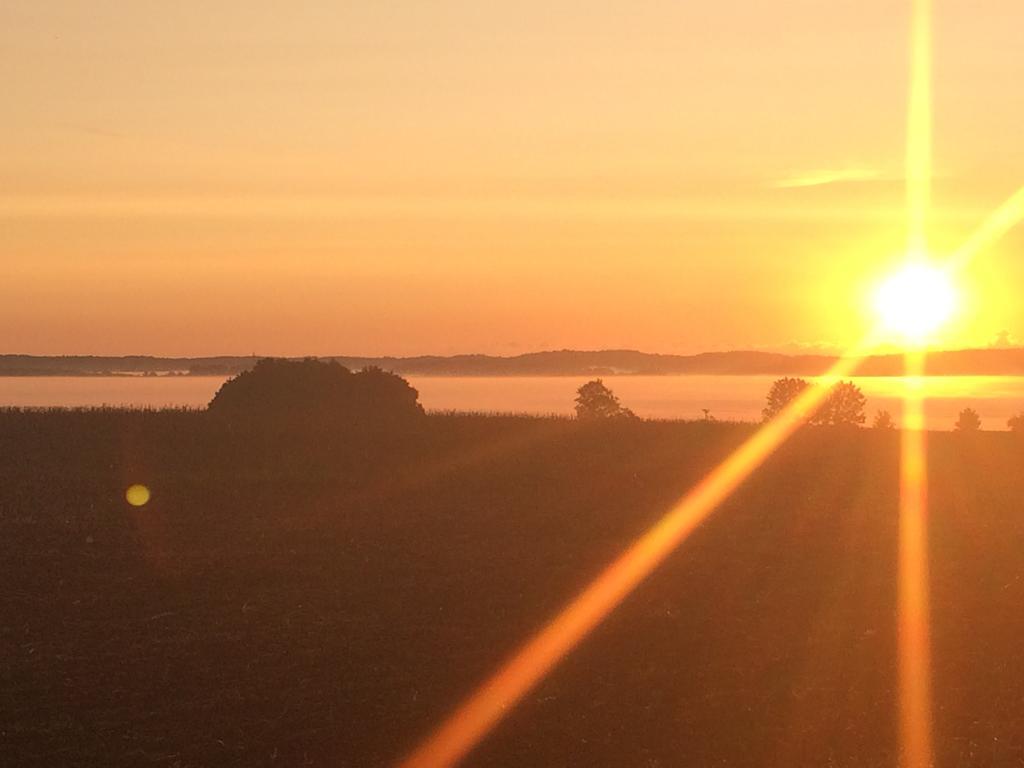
[2,375,1023,430]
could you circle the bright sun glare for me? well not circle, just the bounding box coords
[874,262,957,343]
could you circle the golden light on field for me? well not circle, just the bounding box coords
[873,262,957,344]
[125,484,151,507]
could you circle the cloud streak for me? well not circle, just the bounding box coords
[772,168,885,189]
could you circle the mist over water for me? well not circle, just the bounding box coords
[3,375,1023,431]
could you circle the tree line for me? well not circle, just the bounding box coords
[577,376,1024,431]
[208,359,1024,432]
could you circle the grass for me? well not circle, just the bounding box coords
[3,409,1024,766]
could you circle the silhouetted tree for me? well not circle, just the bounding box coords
[762,377,865,426]
[575,379,636,420]
[1008,412,1024,433]
[954,407,981,432]
[762,378,809,422]
[873,409,896,429]
[817,381,867,426]
[208,358,423,425]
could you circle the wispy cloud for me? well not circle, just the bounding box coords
[772,168,885,189]
[0,193,908,222]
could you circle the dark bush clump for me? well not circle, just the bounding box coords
[208,358,423,427]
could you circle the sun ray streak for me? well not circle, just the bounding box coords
[396,342,876,768]
[906,0,932,257]
[946,185,1024,273]
[898,351,933,768]
[897,3,936,767]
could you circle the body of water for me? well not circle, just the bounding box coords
[3,374,1024,430]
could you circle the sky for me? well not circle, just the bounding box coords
[3,0,1023,356]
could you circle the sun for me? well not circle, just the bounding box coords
[873,261,958,344]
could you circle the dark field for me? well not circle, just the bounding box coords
[4,410,1024,767]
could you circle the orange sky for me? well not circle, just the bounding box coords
[3,1,1022,356]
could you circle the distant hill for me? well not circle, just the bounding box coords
[329,350,839,376]
[5,347,1024,377]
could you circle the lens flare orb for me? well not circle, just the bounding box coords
[125,484,151,506]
